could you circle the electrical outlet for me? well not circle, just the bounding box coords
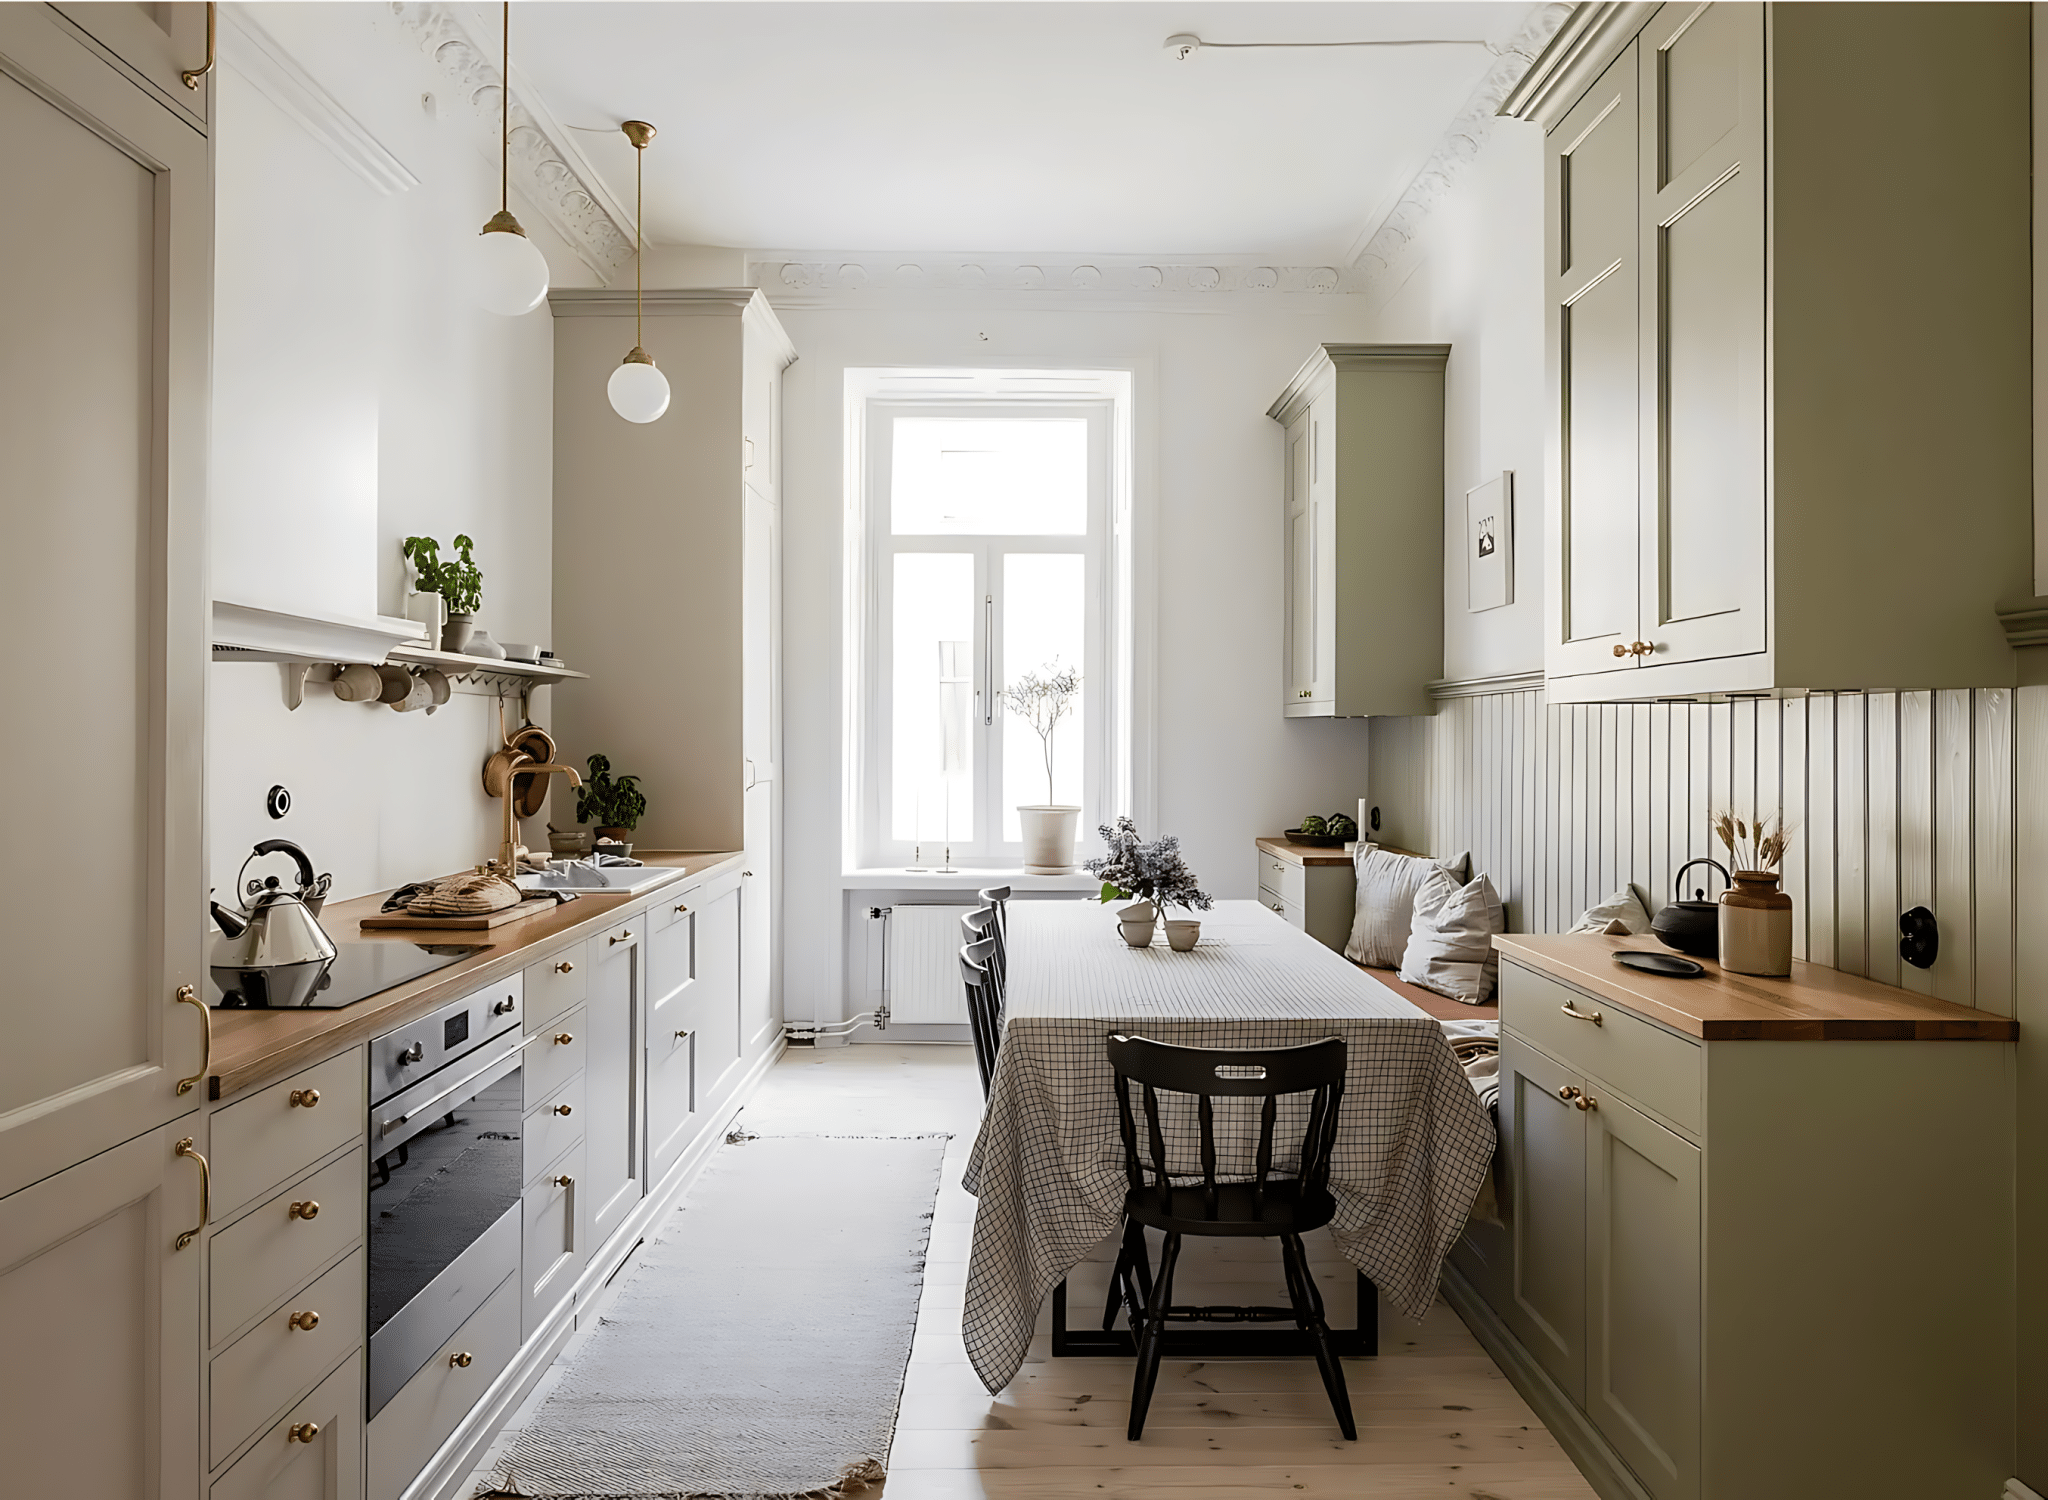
[1369,806,1381,832]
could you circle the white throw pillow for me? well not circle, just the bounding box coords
[1343,845,1472,969]
[1398,869,1506,1004]
[1568,884,1653,935]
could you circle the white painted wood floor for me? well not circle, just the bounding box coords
[739,1043,1597,1500]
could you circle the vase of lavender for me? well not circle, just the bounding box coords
[1087,816,1214,949]
[1003,662,1082,873]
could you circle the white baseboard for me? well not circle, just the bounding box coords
[2007,1479,2046,1500]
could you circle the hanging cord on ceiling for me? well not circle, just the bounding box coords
[1165,33,1502,61]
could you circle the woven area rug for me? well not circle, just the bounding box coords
[491,1133,949,1500]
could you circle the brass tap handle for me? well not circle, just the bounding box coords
[554,961,575,974]
[288,1200,320,1221]
[175,985,210,1097]
[173,1137,210,1250]
[610,930,633,945]
[289,1088,320,1109]
[288,1310,320,1332]
[1575,1094,1600,1112]
[1560,1001,1604,1026]
[553,1103,573,1116]
[287,1422,320,1445]
[553,1032,574,1045]
[552,1174,574,1188]
[449,1352,474,1369]
[1557,1085,1582,1102]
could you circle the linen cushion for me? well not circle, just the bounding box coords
[1398,869,1506,1005]
[1343,845,1472,968]
[1568,884,1652,935]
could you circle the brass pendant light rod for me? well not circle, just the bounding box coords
[622,120,656,364]
[500,1,510,214]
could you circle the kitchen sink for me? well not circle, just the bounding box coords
[517,863,680,896]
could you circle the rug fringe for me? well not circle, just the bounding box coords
[479,1455,886,1500]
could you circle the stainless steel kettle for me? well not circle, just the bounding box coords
[1650,858,1731,960]
[210,839,338,1007]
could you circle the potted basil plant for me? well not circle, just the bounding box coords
[575,754,647,844]
[401,534,484,653]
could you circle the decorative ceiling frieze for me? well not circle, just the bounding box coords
[748,255,1371,307]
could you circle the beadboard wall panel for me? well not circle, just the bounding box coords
[1368,687,2023,1016]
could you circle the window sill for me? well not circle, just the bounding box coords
[840,867,1103,892]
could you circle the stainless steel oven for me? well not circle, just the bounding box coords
[367,981,524,1416]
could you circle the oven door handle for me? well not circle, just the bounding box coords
[377,1040,527,1139]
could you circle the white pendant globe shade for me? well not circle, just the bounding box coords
[471,228,550,316]
[608,359,671,423]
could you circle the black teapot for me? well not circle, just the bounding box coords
[1650,859,1731,960]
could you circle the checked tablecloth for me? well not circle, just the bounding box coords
[960,899,1495,1393]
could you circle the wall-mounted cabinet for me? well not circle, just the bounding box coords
[1513,1,2030,702]
[1268,345,1447,718]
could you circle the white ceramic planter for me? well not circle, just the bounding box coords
[1018,805,1081,874]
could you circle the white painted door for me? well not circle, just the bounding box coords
[741,482,778,1048]
[1638,2,1766,670]
[0,1,210,1203]
[1546,44,1642,681]
[0,1123,202,1500]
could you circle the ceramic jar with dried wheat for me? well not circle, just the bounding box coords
[1711,811,1794,976]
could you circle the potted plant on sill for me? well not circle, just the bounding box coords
[1087,816,1214,949]
[402,533,484,654]
[576,753,647,846]
[1003,661,1082,873]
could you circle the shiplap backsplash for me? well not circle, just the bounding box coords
[1366,689,2022,1016]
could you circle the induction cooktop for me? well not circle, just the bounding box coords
[209,938,487,1009]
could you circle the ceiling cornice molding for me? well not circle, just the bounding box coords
[549,287,797,365]
[388,2,633,283]
[1500,2,1660,128]
[1351,3,1575,288]
[220,4,418,195]
[746,253,1376,309]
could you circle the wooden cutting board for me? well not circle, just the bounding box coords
[360,897,567,931]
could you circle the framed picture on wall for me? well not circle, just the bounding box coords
[1466,472,1513,612]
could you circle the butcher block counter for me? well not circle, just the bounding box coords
[207,850,743,1100]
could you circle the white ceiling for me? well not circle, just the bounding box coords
[506,2,1538,261]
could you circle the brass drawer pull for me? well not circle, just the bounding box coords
[554,961,575,974]
[553,1103,573,1116]
[288,1310,321,1332]
[289,1088,320,1108]
[674,902,690,914]
[1560,1001,1603,1026]
[288,1200,320,1221]
[552,1174,575,1188]
[175,984,210,1097]
[553,1031,574,1045]
[449,1351,474,1369]
[287,1422,320,1445]
[610,931,633,945]
[674,1028,691,1041]
[1557,1085,1582,1103]
[173,1137,210,1251]
[1575,1094,1600,1112]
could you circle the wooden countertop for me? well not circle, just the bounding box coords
[207,851,744,1100]
[1256,836,1355,867]
[1494,932,2018,1041]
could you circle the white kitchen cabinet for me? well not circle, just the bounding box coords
[583,918,643,1250]
[692,884,745,1107]
[210,1352,362,1500]
[0,1124,202,1500]
[0,2,211,1205]
[1515,2,2030,701]
[522,1140,584,1341]
[1253,839,1356,953]
[1267,345,1447,719]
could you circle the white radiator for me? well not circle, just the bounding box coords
[887,905,975,1024]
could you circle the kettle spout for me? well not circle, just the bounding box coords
[210,900,247,939]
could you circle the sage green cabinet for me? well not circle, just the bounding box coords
[1516,2,2031,701]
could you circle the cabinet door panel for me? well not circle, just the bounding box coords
[49,2,210,128]
[1283,411,1316,708]
[693,887,743,1104]
[1500,1036,1588,1401]
[210,1352,361,1500]
[584,927,641,1251]
[1642,2,1765,668]
[1547,46,1640,679]
[1586,1094,1701,1500]
[0,1125,200,1500]
[0,7,210,1199]
[647,907,697,1182]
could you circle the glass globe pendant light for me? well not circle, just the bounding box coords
[470,1,549,316]
[607,120,671,424]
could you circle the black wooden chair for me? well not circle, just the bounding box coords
[958,937,1001,1097]
[977,885,1011,981]
[1104,1032,1355,1440]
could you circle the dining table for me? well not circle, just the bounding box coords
[959,897,1495,1393]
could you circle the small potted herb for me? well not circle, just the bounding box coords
[401,534,484,653]
[576,754,647,844]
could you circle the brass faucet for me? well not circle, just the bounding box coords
[491,753,582,880]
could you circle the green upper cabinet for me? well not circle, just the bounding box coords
[1513,2,2031,702]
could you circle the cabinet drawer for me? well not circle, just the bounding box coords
[647,1010,696,1184]
[523,1141,584,1338]
[652,885,698,933]
[367,1271,519,1500]
[523,1005,586,1106]
[212,1052,365,1221]
[1258,890,1305,930]
[210,1149,365,1347]
[523,1073,585,1185]
[211,1248,366,1464]
[1501,963,1702,1135]
[1259,857,1306,907]
[525,943,587,1031]
[210,1350,362,1500]
[597,915,641,953]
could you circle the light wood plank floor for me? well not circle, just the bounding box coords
[740,1044,1597,1500]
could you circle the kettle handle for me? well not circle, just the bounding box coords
[1673,858,1731,903]
[252,839,318,895]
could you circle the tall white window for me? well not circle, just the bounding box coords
[848,370,1133,869]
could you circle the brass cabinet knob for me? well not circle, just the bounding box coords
[610,930,633,945]
[288,1310,320,1332]
[1632,640,1654,656]
[553,1104,573,1116]
[449,1351,474,1369]
[288,1200,320,1221]
[1575,1094,1600,1112]
[288,1088,320,1108]
[1297,688,1311,698]
[554,961,575,974]
[674,1028,691,1041]
[1612,643,1629,658]
[553,1032,574,1045]
[1557,1085,1582,1103]
[674,903,689,915]
[287,1423,320,1444]
[552,1174,574,1188]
